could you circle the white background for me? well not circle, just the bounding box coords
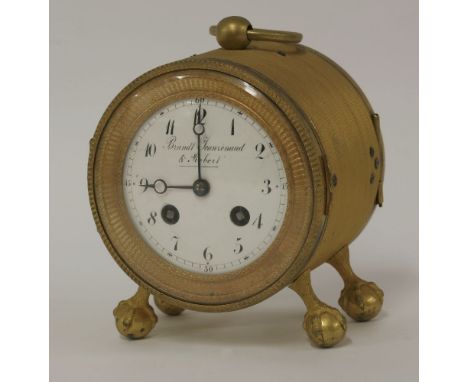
[4,1,462,381]
[47,1,419,381]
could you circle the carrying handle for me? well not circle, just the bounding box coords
[209,16,302,50]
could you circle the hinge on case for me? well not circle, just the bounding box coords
[371,113,384,207]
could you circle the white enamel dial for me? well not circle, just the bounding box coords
[123,98,288,274]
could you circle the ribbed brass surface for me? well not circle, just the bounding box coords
[89,29,383,313]
[195,41,383,271]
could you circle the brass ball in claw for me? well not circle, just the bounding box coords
[339,281,384,322]
[113,300,158,339]
[303,307,347,348]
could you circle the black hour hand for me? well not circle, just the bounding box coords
[140,178,192,194]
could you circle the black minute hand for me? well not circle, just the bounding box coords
[197,133,202,180]
[191,104,210,197]
[193,103,206,180]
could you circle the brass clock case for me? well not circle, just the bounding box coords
[88,61,327,312]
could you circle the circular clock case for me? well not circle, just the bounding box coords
[89,42,382,313]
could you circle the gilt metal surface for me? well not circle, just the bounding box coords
[88,16,385,346]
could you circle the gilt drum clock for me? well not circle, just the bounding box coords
[88,17,385,347]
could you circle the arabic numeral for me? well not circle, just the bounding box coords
[231,118,235,136]
[172,235,179,251]
[166,120,175,135]
[261,179,272,194]
[234,237,243,254]
[145,143,157,157]
[255,143,265,159]
[203,265,213,273]
[147,211,157,225]
[203,247,213,262]
[139,177,151,192]
[252,213,263,229]
[194,104,207,125]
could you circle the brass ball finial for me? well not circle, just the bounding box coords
[209,16,303,50]
[213,16,252,50]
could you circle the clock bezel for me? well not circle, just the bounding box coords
[89,60,327,311]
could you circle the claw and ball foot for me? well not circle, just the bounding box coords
[113,286,158,339]
[328,246,384,322]
[290,272,347,348]
[154,294,185,316]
